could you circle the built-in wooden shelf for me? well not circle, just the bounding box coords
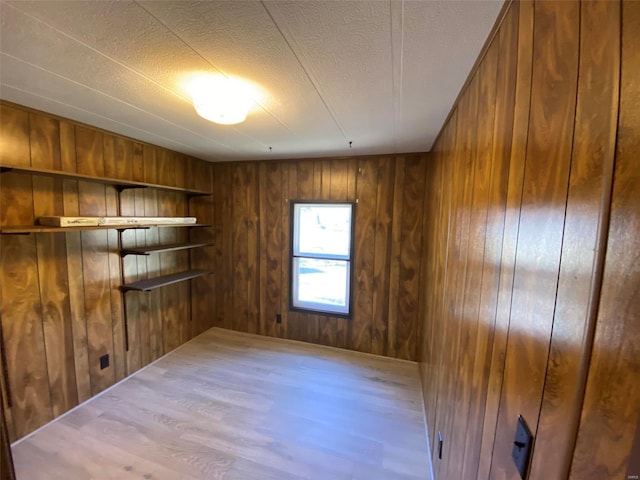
[121,241,214,256]
[0,224,212,235]
[0,164,211,197]
[120,269,212,292]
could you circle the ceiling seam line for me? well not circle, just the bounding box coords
[1,83,226,153]
[6,0,288,148]
[4,1,194,105]
[260,0,350,144]
[390,0,398,153]
[390,0,405,154]
[132,0,300,140]
[1,53,241,151]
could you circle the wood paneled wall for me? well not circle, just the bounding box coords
[211,155,428,360]
[0,102,214,442]
[0,388,15,480]
[418,1,639,479]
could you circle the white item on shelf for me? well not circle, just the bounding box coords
[38,216,101,227]
[38,216,197,227]
[98,217,197,225]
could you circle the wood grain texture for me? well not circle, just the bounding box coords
[448,36,498,480]
[11,328,430,480]
[142,145,164,363]
[461,8,517,477]
[371,157,394,356]
[211,154,428,360]
[0,385,15,480]
[569,1,640,477]
[0,105,30,167]
[187,158,215,338]
[232,163,250,334]
[60,121,91,404]
[532,1,621,478]
[0,105,53,441]
[294,160,315,344]
[29,113,79,418]
[105,143,126,384]
[0,102,213,443]
[491,3,580,478]
[396,156,426,361]
[246,163,260,336]
[477,3,533,478]
[351,158,377,353]
[0,235,52,439]
[434,83,477,480]
[387,157,405,359]
[418,1,633,479]
[420,113,455,458]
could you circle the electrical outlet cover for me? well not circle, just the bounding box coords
[512,415,533,479]
[100,354,110,370]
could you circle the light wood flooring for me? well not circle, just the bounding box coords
[12,328,431,480]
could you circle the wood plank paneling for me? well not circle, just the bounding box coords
[371,157,394,356]
[142,145,163,363]
[232,164,249,334]
[396,156,426,361]
[105,139,126,383]
[433,83,477,480]
[212,154,428,360]
[461,7,518,477]
[387,157,404,359]
[30,114,79,419]
[0,106,52,440]
[60,121,91,405]
[491,3,580,477]
[259,162,283,339]
[351,158,377,354]
[0,105,30,167]
[156,151,181,353]
[294,160,315,344]
[0,236,51,439]
[0,102,213,444]
[569,1,640,477]
[477,3,533,477]
[448,36,498,480]
[279,163,291,340]
[0,386,15,480]
[246,163,260,336]
[418,1,634,480]
[532,1,621,478]
[187,158,214,338]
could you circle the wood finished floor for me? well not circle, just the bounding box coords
[11,328,431,480]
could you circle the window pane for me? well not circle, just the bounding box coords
[292,258,350,315]
[294,204,352,259]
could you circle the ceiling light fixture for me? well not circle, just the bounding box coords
[189,75,253,125]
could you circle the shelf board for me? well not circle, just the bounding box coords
[121,241,214,256]
[0,164,211,197]
[120,269,212,292]
[0,224,211,235]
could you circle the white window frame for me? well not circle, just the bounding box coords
[289,201,355,318]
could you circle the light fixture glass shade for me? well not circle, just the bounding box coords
[191,77,252,125]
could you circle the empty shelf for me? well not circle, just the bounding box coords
[120,269,212,292]
[0,164,211,196]
[121,241,214,256]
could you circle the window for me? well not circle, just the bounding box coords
[290,202,355,317]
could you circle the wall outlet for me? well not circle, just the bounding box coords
[276,313,282,324]
[100,354,110,370]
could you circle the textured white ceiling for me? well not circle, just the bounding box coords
[0,0,502,162]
